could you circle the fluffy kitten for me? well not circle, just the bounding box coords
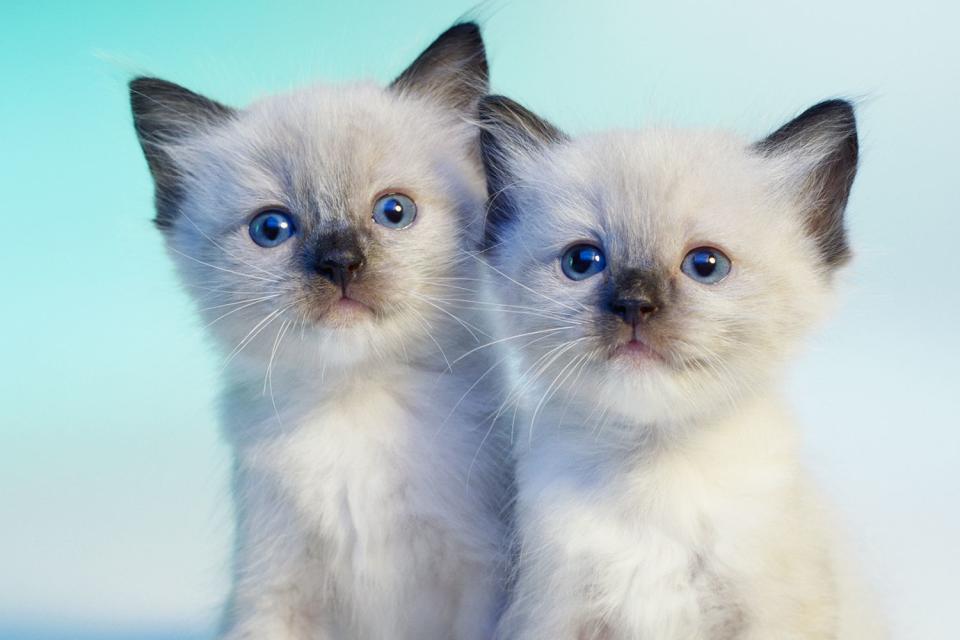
[477,95,882,639]
[129,24,508,640]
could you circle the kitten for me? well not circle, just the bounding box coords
[129,24,508,640]
[477,95,882,639]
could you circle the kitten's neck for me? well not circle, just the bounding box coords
[526,389,791,465]
[219,350,472,445]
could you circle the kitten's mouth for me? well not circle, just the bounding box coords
[334,296,372,313]
[611,325,665,364]
[613,338,661,362]
[313,295,375,326]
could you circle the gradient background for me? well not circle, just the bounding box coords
[1,0,957,638]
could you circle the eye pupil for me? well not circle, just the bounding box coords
[262,216,283,241]
[384,199,405,224]
[693,251,717,276]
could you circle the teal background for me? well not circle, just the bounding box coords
[1,0,957,638]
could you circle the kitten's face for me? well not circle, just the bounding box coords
[480,99,857,430]
[131,25,488,374]
[164,87,480,369]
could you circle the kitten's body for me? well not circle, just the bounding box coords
[222,343,504,640]
[130,25,508,640]
[504,396,839,640]
[478,101,881,639]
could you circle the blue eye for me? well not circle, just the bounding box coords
[561,243,606,280]
[373,193,417,229]
[249,210,296,248]
[681,246,731,284]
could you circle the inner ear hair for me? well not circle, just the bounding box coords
[755,99,859,268]
[129,77,236,229]
[477,95,568,249]
[390,22,489,115]
[478,95,568,153]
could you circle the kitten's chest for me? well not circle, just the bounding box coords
[591,511,744,640]
[554,491,740,639]
[522,445,748,639]
[231,379,503,637]
[259,389,434,524]
[239,382,487,555]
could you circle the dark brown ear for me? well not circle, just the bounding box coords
[129,77,235,229]
[477,95,568,248]
[390,22,488,116]
[755,99,859,268]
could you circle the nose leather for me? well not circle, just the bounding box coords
[610,298,659,324]
[311,234,365,293]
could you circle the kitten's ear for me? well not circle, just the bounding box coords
[390,22,488,116]
[129,77,236,229]
[754,99,858,267]
[478,95,568,247]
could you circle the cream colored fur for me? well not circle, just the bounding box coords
[131,24,508,640]
[478,104,883,639]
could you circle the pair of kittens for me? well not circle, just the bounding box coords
[130,22,877,640]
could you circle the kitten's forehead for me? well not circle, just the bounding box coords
[195,82,470,228]
[525,129,774,264]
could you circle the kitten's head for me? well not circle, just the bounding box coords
[130,24,488,375]
[479,96,858,432]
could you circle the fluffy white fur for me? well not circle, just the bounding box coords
[478,99,883,639]
[131,25,508,640]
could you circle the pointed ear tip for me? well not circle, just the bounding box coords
[129,76,170,94]
[825,98,855,111]
[809,99,857,128]
[389,21,488,102]
[442,21,483,45]
[129,78,155,115]
[128,77,177,111]
[447,21,487,68]
[448,21,481,35]
[429,21,484,53]
[129,76,151,100]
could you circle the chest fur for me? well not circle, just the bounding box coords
[539,486,744,639]
[247,387,481,546]
[231,384,502,636]
[513,433,790,639]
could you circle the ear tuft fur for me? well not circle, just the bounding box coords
[477,95,568,248]
[129,77,235,229]
[755,99,859,268]
[390,22,488,116]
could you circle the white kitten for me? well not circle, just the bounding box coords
[477,96,883,639]
[130,24,509,640]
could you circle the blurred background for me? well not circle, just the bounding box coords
[1,0,957,638]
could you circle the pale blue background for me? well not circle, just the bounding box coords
[1,0,957,638]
